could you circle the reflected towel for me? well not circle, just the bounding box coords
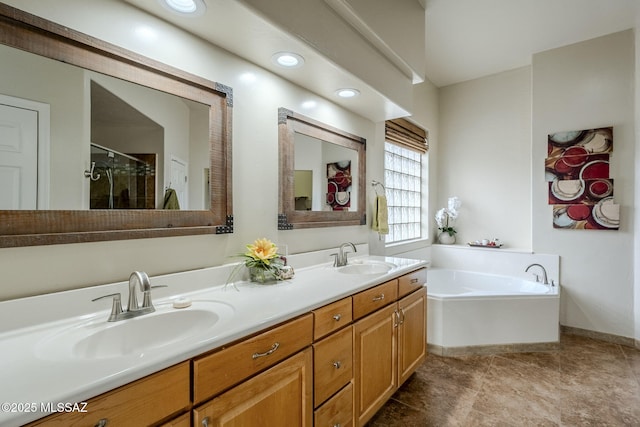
[372,195,389,235]
[163,188,180,210]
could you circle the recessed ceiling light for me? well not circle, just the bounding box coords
[335,88,360,98]
[160,0,206,16]
[271,52,305,68]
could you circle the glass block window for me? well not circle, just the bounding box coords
[384,142,422,243]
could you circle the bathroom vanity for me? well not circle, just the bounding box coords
[0,256,426,427]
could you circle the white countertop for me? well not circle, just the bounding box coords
[0,253,426,426]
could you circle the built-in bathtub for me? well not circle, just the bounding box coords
[427,268,560,356]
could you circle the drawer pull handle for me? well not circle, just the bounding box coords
[95,420,108,427]
[333,313,342,321]
[252,342,280,359]
[333,360,342,369]
[372,293,385,302]
[202,416,210,427]
[410,278,419,284]
[333,424,341,427]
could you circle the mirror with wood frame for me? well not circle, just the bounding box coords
[0,3,233,247]
[278,108,366,229]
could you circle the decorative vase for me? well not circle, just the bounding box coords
[248,266,279,284]
[438,232,456,245]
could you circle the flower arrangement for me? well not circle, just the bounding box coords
[435,196,461,237]
[226,238,291,288]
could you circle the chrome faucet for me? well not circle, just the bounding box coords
[93,271,165,322]
[331,242,357,267]
[525,263,549,285]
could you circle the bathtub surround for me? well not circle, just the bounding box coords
[430,245,559,283]
[427,268,560,353]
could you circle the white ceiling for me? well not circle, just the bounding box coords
[123,0,640,119]
[426,0,640,87]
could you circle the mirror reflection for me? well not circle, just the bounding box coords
[294,134,359,211]
[0,43,210,211]
[278,107,366,229]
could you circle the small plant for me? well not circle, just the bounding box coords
[435,196,461,237]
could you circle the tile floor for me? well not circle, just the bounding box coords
[368,334,640,426]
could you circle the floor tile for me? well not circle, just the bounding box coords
[367,333,640,426]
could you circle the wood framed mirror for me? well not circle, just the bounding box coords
[0,4,233,247]
[278,108,366,229]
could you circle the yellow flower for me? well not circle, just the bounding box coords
[245,238,279,264]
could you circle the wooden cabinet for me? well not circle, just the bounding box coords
[160,412,191,427]
[193,313,314,404]
[313,326,353,407]
[25,267,425,427]
[398,288,427,385]
[26,362,190,427]
[313,297,352,340]
[193,348,313,427]
[398,268,426,298]
[353,303,398,426]
[352,280,398,320]
[353,274,427,427]
[314,382,354,427]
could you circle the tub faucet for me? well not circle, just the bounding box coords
[331,242,357,267]
[525,263,548,285]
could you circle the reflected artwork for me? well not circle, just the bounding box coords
[326,160,351,210]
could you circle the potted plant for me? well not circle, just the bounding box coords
[435,197,461,244]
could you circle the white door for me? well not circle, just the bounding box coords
[0,103,38,209]
[170,156,188,209]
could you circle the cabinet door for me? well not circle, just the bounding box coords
[398,288,427,385]
[353,303,397,427]
[194,348,313,427]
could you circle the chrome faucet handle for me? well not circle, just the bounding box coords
[330,253,339,267]
[142,285,168,309]
[92,293,123,322]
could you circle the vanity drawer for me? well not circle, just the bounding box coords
[398,268,427,298]
[26,362,190,427]
[314,381,354,427]
[193,313,314,404]
[313,326,353,407]
[313,297,353,340]
[352,279,398,320]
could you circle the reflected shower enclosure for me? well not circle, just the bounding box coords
[89,144,156,209]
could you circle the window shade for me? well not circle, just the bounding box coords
[385,118,428,153]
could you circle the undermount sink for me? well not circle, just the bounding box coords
[36,300,234,360]
[338,261,395,275]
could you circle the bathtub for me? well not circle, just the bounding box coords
[427,268,560,354]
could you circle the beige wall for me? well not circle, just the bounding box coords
[532,30,635,338]
[437,66,533,249]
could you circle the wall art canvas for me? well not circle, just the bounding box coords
[546,126,617,230]
[547,127,613,157]
[552,198,619,230]
[326,160,351,211]
[548,178,613,205]
[545,153,609,182]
